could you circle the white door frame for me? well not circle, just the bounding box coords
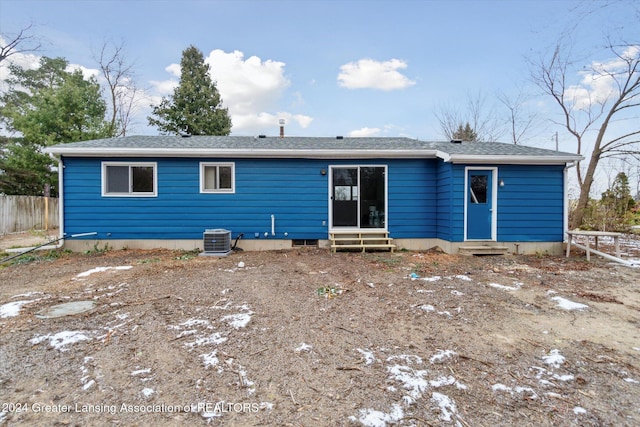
[464,166,498,241]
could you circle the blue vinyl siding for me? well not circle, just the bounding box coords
[436,162,453,240]
[62,157,439,241]
[387,159,438,238]
[496,164,565,242]
[62,157,566,244]
[437,164,465,241]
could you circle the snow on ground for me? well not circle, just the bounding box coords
[351,271,598,426]
[358,348,376,365]
[352,349,467,426]
[488,282,522,291]
[75,265,132,278]
[30,330,91,351]
[551,296,589,311]
[0,300,34,318]
[166,298,259,399]
[294,343,312,352]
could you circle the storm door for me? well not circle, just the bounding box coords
[330,166,386,229]
[465,168,496,240]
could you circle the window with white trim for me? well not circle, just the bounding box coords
[102,162,157,196]
[200,163,235,193]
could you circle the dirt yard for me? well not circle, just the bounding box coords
[1,236,639,426]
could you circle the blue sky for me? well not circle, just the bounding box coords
[0,0,637,156]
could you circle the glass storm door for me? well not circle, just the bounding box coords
[331,166,386,229]
[466,170,493,240]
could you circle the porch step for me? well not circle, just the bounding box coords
[458,244,509,256]
[330,231,396,253]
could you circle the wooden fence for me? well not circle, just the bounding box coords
[0,195,59,235]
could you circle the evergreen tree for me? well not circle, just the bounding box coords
[148,45,232,135]
[452,122,478,141]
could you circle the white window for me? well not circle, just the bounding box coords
[102,162,157,197]
[200,163,235,193]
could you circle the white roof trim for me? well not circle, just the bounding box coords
[45,146,584,164]
[45,147,441,159]
[437,152,583,165]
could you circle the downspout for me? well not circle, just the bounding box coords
[564,161,577,239]
[49,152,65,249]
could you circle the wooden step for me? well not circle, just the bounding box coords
[459,244,509,256]
[329,230,396,253]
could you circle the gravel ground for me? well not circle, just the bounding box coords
[1,236,639,426]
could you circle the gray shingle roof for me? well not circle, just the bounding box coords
[45,135,582,163]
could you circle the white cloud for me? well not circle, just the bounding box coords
[149,79,178,96]
[66,64,99,80]
[149,49,308,134]
[232,112,313,135]
[165,63,181,77]
[205,49,290,116]
[349,127,381,137]
[565,45,640,110]
[338,58,416,91]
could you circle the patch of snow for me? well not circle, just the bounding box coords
[222,311,253,329]
[358,348,376,366]
[186,333,227,348]
[260,402,273,410]
[455,275,472,281]
[624,378,639,384]
[542,349,566,368]
[386,354,423,364]
[492,383,510,392]
[295,343,312,352]
[75,266,132,278]
[200,351,220,370]
[551,296,588,311]
[430,375,468,390]
[201,410,223,420]
[171,319,212,328]
[492,383,538,399]
[415,289,434,293]
[142,388,154,397]
[387,364,429,402]
[419,304,435,312]
[30,330,91,351]
[350,404,404,427]
[431,392,457,422]
[131,368,151,376]
[573,406,587,414]
[430,349,457,364]
[82,379,95,390]
[450,290,464,296]
[0,300,34,318]
[488,282,521,291]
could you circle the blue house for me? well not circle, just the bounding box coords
[45,135,582,255]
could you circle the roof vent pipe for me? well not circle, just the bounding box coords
[279,118,285,138]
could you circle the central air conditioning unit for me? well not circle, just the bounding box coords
[201,229,232,257]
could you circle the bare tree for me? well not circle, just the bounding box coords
[532,41,640,229]
[94,42,141,137]
[435,91,504,142]
[497,88,537,145]
[0,24,41,63]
